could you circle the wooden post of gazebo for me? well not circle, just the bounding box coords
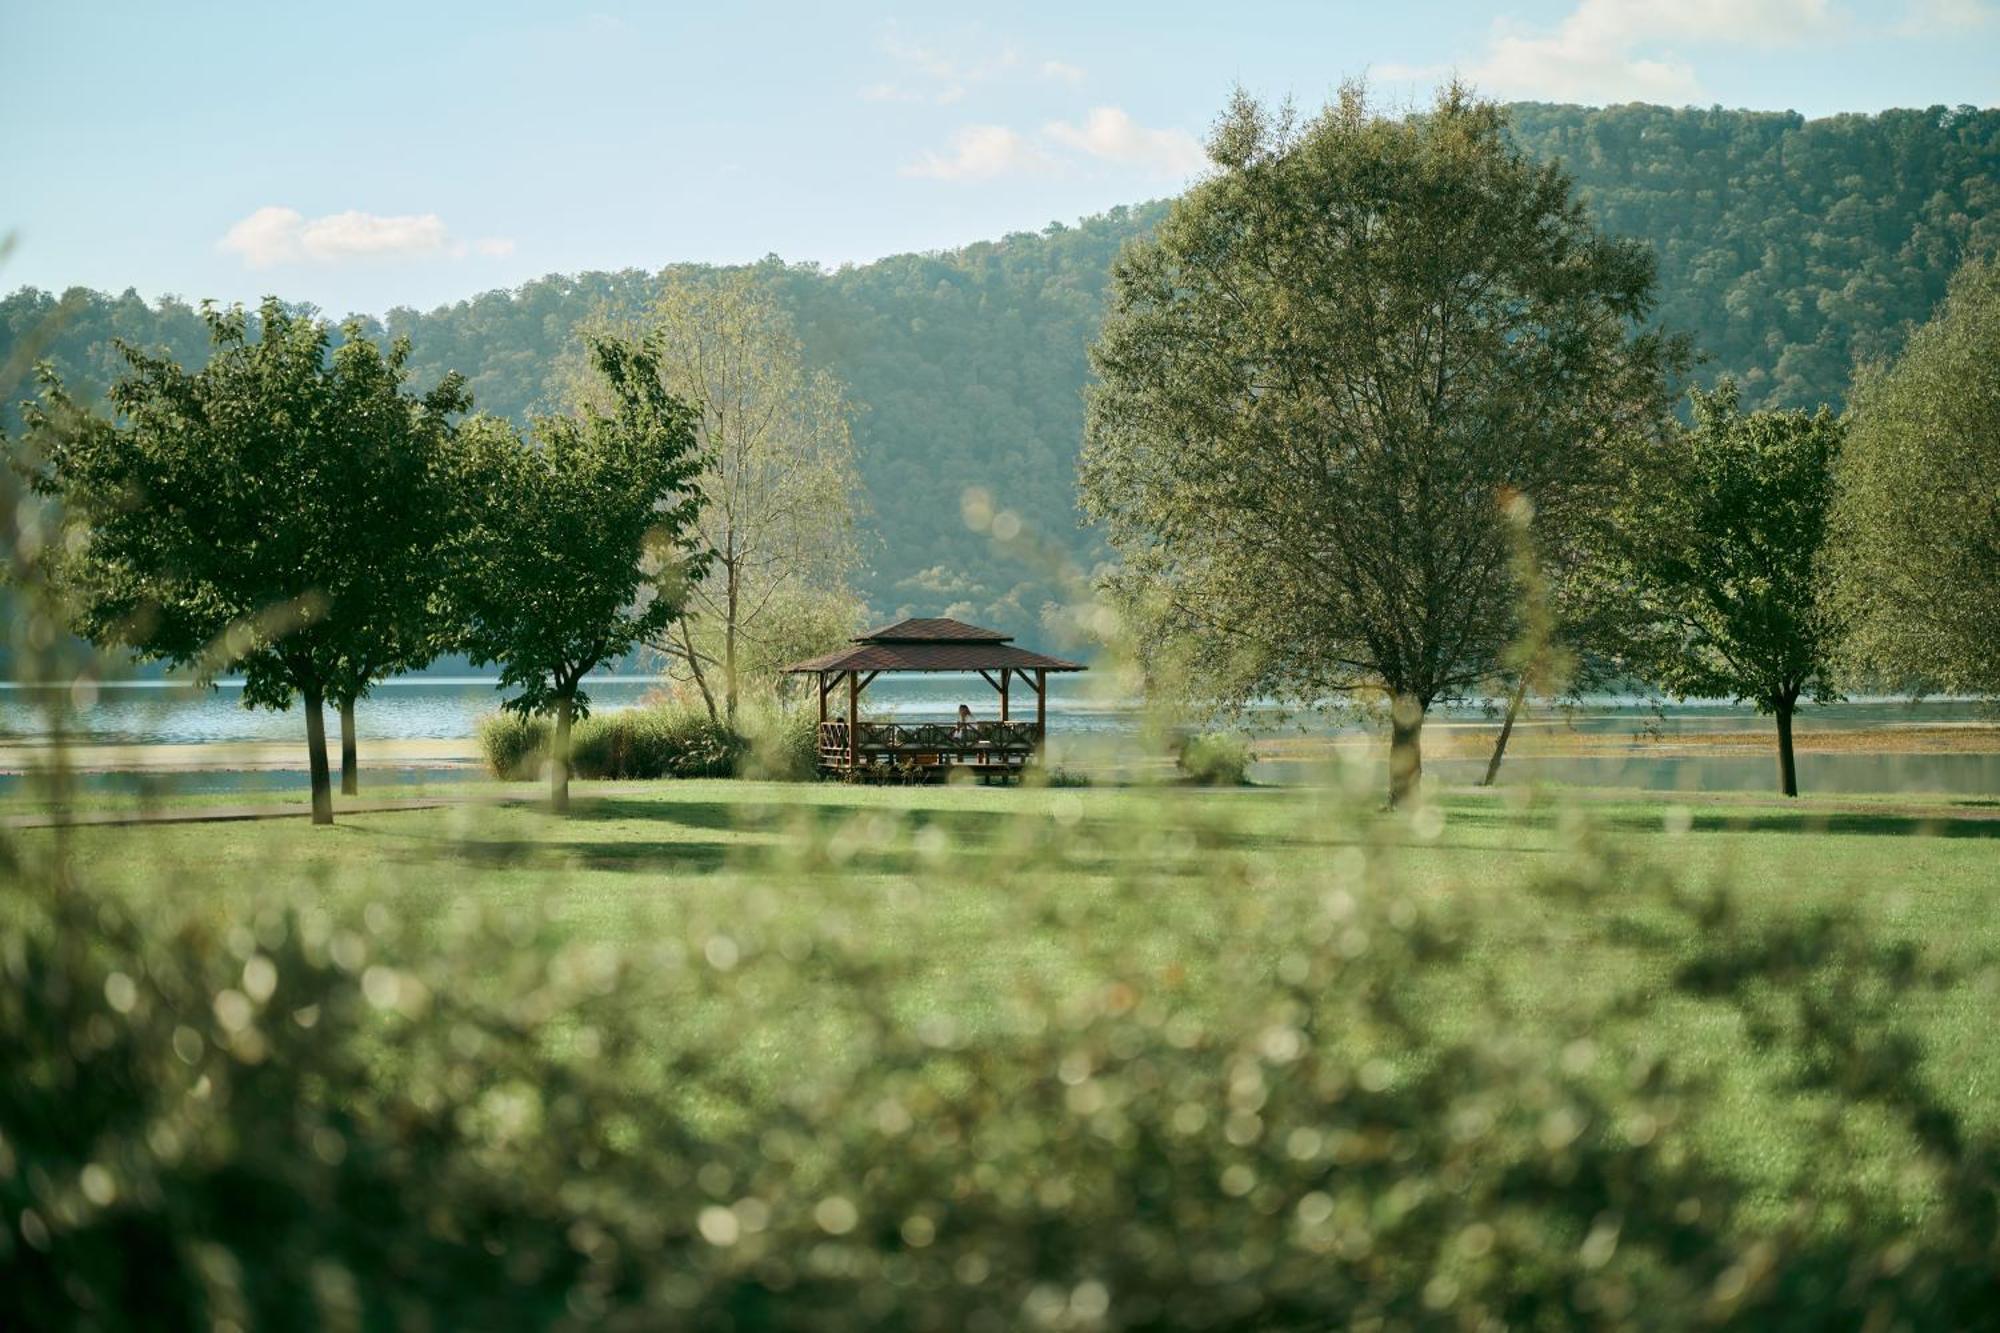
[1035,668,1046,737]
[999,668,1010,722]
[846,670,858,771]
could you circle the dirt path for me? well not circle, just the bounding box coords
[0,797,455,831]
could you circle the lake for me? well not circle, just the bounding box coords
[2,676,1994,799]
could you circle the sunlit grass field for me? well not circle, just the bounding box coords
[11,773,2000,1324]
[21,776,1999,1212]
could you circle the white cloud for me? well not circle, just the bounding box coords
[1043,107,1206,177]
[1040,59,1086,85]
[901,125,1051,181]
[219,206,512,267]
[218,207,313,268]
[298,209,451,261]
[1894,0,1996,33]
[903,108,1206,183]
[1383,0,1839,104]
[868,31,1018,104]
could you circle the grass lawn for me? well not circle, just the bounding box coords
[17,776,2000,1223]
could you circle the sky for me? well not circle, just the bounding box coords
[5,0,1996,317]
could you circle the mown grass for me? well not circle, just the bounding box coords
[30,779,2000,1182]
[10,774,2000,1324]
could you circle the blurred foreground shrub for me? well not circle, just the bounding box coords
[1176,732,1252,786]
[4,802,1995,1331]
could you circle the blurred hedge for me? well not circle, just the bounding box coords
[1176,732,1252,786]
[4,795,1996,1331]
[477,701,757,781]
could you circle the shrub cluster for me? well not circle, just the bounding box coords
[477,702,757,781]
[476,710,548,781]
[1175,731,1253,786]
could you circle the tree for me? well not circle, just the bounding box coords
[1828,257,2000,696]
[20,300,465,824]
[450,333,706,813]
[1607,382,1845,796]
[1078,84,1677,804]
[321,341,467,797]
[583,273,862,724]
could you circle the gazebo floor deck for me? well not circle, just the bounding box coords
[818,753,1031,784]
[816,720,1041,783]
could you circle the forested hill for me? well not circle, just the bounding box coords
[5,102,1997,638]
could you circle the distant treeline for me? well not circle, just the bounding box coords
[5,102,1997,635]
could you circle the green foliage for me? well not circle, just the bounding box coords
[1604,382,1845,794]
[1081,85,1676,803]
[584,274,864,724]
[476,710,548,781]
[478,703,746,781]
[447,332,708,808]
[8,788,2000,1328]
[1505,102,2000,411]
[1829,257,2000,696]
[733,700,822,782]
[572,703,741,780]
[8,106,1994,643]
[1608,384,1845,712]
[18,299,466,821]
[1175,731,1251,786]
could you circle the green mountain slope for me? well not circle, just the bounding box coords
[7,103,1996,640]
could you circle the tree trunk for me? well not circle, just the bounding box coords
[338,695,359,796]
[302,685,333,826]
[1480,677,1529,787]
[1388,692,1425,808]
[1775,693,1799,798]
[551,693,574,814]
[680,622,721,724]
[723,559,739,729]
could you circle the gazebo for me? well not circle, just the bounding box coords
[782,618,1085,780]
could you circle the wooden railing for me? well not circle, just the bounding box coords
[817,719,1042,771]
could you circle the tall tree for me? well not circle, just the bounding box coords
[450,333,706,812]
[1079,84,1676,804]
[323,339,467,796]
[1828,257,2000,696]
[582,273,862,724]
[21,300,464,824]
[1608,382,1845,797]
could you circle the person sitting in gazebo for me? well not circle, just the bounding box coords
[952,704,975,742]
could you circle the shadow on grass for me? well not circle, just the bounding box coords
[349,794,1415,880]
[333,789,1561,881]
[348,822,740,874]
[556,794,1385,860]
[1656,810,2000,840]
[1451,802,2000,840]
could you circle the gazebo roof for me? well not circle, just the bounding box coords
[782,617,1086,674]
[858,617,1012,643]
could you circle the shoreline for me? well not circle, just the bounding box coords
[0,738,485,775]
[4,719,1997,777]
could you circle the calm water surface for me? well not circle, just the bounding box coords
[3,676,1994,798]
